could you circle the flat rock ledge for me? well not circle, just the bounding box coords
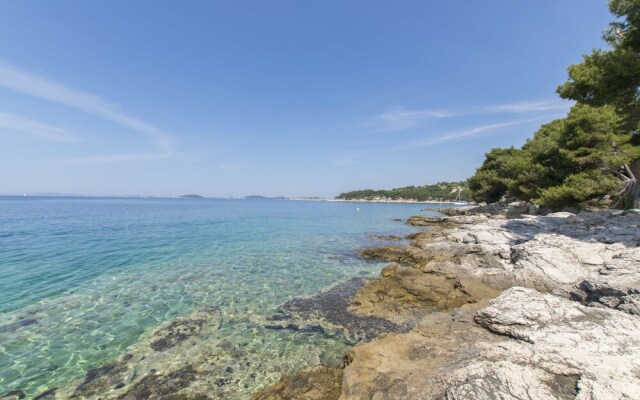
[256,207,640,399]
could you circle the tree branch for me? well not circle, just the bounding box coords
[623,164,637,181]
[602,167,632,181]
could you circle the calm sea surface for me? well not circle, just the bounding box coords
[0,197,446,397]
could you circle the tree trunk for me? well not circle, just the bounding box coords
[631,178,640,209]
[620,161,640,209]
[630,160,640,209]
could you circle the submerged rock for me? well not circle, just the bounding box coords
[32,388,57,400]
[149,306,221,351]
[0,318,37,333]
[260,278,404,344]
[252,366,342,400]
[0,390,26,400]
[118,365,207,400]
[368,234,404,241]
[50,306,224,399]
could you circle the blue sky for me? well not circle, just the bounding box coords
[0,1,611,197]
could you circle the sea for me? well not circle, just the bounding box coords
[0,196,447,397]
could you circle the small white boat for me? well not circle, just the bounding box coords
[453,186,467,205]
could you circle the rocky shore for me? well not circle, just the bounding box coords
[256,203,640,399]
[14,204,640,399]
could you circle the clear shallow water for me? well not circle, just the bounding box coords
[0,197,446,397]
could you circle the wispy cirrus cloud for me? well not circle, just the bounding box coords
[483,99,573,114]
[396,116,554,149]
[60,152,174,164]
[375,107,456,131]
[331,114,562,166]
[0,113,79,142]
[363,99,573,132]
[0,61,173,149]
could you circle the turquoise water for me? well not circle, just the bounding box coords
[0,197,445,397]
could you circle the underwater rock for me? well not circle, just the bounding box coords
[0,390,26,400]
[368,234,403,241]
[74,354,133,397]
[149,306,221,351]
[261,278,404,344]
[117,365,207,400]
[32,388,57,400]
[52,306,223,399]
[0,318,37,333]
[252,366,342,400]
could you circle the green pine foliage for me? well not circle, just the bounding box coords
[469,0,640,210]
[537,171,620,210]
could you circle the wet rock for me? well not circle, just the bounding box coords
[149,307,220,351]
[252,366,342,400]
[406,216,452,226]
[351,264,499,324]
[403,231,422,240]
[117,365,206,400]
[369,234,403,241]
[358,246,408,262]
[33,388,57,400]
[0,390,26,400]
[55,306,223,399]
[74,355,132,397]
[261,278,404,343]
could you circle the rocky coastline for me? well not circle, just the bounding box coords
[255,203,640,399]
[14,203,640,399]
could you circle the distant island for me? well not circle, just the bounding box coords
[179,194,205,199]
[336,181,471,202]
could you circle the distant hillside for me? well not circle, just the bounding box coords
[179,194,205,199]
[336,182,471,202]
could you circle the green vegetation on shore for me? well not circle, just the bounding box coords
[469,0,640,210]
[336,182,471,202]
